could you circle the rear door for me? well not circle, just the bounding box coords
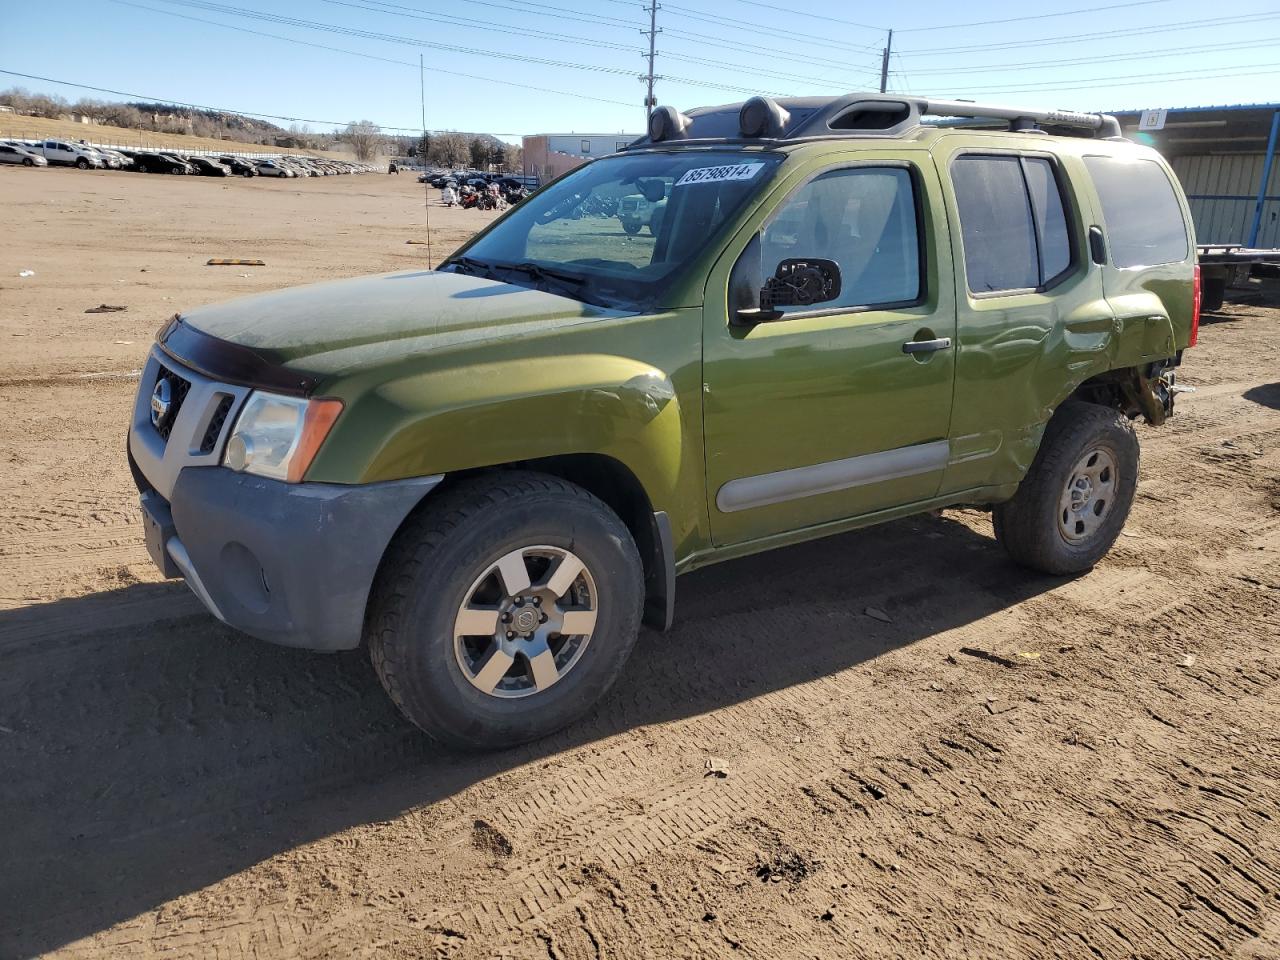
[931,137,1115,495]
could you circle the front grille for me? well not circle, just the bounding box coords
[200,394,234,454]
[153,366,191,442]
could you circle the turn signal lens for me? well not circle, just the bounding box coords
[288,398,344,483]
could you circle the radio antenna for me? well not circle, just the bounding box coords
[420,53,433,269]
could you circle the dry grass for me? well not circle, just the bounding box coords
[0,113,355,158]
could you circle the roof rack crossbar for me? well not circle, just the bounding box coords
[917,98,1122,138]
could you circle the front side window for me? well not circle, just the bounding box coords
[757,165,922,313]
[1084,155,1188,268]
[951,154,1074,294]
[455,151,784,308]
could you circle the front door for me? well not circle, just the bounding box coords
[702,153,957,547]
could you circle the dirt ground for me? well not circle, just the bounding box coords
[1,166,1278,960]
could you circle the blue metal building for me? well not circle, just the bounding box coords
[1107,103,1280,248]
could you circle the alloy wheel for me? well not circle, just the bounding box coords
[453,544,598,699]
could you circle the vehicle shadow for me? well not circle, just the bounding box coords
[0,511,1069,957]
[1243,382,1280,410]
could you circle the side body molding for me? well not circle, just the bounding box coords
[716,440,950,514]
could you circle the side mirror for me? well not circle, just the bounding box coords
[637,177,667,203]
[734,258,842,325]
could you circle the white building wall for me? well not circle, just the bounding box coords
[545,135,636,158]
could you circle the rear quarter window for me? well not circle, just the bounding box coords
[1084,156,1188,268]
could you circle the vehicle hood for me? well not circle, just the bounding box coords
[179,268,629,377]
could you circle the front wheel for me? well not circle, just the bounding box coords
[367,472,644,749]
[22,157,33,167]
[621,220,641,236]
[76,157,90,170]
[993,402,1139,575]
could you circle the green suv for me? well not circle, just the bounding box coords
[128,94,1200,748]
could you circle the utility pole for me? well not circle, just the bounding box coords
[879,28,893,94]
[642,0,660,126]
[420,53,433,269]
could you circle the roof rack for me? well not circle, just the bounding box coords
[636,93,1123,147]
[918,98,1122,138]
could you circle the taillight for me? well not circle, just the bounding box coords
[1189,264,1201,347]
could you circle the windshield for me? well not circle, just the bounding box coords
[448,150,783,308]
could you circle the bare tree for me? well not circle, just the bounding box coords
[344,120,382,162]
[428,132,468,168]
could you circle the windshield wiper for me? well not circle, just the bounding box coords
[493,261,587,291]
[445,255,493,276]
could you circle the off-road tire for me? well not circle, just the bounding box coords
[1202,276,1226,312]
[76,157,90,170]
[367,471,644,750]
[993,401,1139,575]
[621,221,641,236]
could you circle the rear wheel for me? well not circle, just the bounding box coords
[993,402,1139,575]
[1202,275,1226,312]
[367,471,644,749]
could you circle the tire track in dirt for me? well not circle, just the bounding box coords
[5,289,1278,959]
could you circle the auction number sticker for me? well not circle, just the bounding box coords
[675,162,764,187]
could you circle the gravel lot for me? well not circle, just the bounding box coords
[1,166,1278,960]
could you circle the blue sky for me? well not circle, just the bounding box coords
[2,0,1279,143]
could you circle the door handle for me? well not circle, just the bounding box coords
[902,337,952,355]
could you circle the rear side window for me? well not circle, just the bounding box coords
[951,155,1074,294]
[1024,158,1071,281]
[1084,156,1187,268]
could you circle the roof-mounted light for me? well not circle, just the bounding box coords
[739,96,791,139]
[648,106,692,142]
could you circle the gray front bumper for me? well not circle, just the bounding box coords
[140,466,442,651]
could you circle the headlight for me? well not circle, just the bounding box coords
[223,392,343,483]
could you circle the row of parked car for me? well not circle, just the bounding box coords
[0,138,376,178]
[419,169,540,191]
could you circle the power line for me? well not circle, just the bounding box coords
[658,48,877,89]
[946,61,1280,95]
[135,0,827,101]
[700,0,885,32]
[904,35,1280,75]
[0,67,467,132]
[317,0,640,54]
[143,0,642,74]
[120,0,798,104]
[327,0,873,92]
[895,0,1176,33]
[360,0,882,76]
[108,0,639,106]
[658,2,885,58]
[661,28,884,74]
[898,10,1280,56]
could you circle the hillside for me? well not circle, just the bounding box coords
[0,114,357,159]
